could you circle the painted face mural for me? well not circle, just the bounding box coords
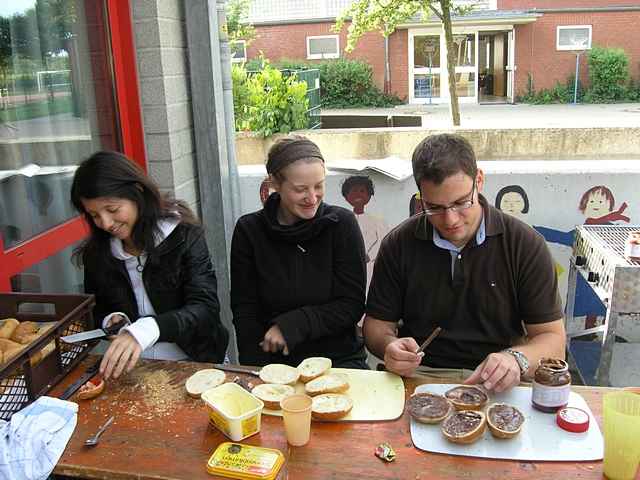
[494,185,529,220]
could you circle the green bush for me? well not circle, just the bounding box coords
[232,62,309,137]
[585,46,630,102]
[316,59,402,108]
[518,73,581,104]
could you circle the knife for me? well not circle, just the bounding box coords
[213,364,261,376]
[60,319,128,344]
[60,360,101,400]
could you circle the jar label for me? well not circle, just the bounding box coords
[532,381,571,407]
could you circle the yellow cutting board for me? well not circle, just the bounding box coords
[262,368,405,422]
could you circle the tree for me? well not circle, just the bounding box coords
[225,0,256,44]
[335,0,477,126]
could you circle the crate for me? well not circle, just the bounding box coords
[0,292,95,420]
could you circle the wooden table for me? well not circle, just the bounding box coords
[52,357,614,480]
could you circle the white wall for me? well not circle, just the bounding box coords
[238,160,640,341]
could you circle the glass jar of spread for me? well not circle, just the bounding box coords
[531,358,571,413]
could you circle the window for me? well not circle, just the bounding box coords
[557,26,592,51]
[230,40,247,62]
[307,35,339,59]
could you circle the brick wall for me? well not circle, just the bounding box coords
[500,0,640,9]
[248,22,393,94]
[514,11,640,96]
[249,22,413,100]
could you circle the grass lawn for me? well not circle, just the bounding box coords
[0,95,73,123]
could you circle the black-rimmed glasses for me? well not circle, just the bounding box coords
[421,180,476,216]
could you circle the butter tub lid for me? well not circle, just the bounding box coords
[207,442,285,480]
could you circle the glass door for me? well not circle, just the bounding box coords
[410,33,442,103]
[0,0,145,293]
[452,33,478,103]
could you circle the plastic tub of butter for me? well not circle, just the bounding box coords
[202,382,264,441]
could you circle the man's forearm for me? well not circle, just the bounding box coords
[516,331,566,378]
[362,316,398,359]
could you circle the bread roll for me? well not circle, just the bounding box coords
[0,318,19,339]
[297,357,332,383]
[77,377,105,400]
[0,338,24,363]
[486,403,524,439]
[259,364,300,385]
[408,392,452,424]
[305,373,349,396]
[251,383,295,409]
[185,369,226,398]
[441,410,486,444]
[444,385,489,411]
[11,321,40,344]
[311,393,353,420]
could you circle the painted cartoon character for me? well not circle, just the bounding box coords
[579,186,629,224]
[535,185,631,331]
[259,177,275,205]
[342,175,389,289]
[495,185,529,220]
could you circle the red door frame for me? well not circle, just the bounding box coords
[0,0,146,291]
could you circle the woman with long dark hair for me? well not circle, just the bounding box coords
[231,135,368,368]
[71,151,228,379]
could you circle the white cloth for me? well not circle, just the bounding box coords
[105,218,188,361]
[0,396,78,480]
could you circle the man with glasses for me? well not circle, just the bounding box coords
[364,134,565,393]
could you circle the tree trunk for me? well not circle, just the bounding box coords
[440,0,460,126]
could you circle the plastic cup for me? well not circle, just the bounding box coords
[280,394,312,446]
[603,391,640,480]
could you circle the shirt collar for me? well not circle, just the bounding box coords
[433,215,486,252]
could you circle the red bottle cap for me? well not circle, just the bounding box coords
[556,407,590,433]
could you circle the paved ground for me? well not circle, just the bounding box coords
[322,102,640,129]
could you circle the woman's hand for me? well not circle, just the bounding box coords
[259,325,289,356]
[100,331,142,379]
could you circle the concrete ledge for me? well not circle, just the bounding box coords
[235,127,640,165]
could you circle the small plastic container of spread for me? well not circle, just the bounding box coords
[531,358,571,413]
[624,231,640,261]
[202,382,264,441]
[207,442,284,480]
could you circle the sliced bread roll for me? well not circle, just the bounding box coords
[297,357,332,383]
[311,393,353,420]
[11,321,40,344]
[251,383,296,409]
[0,318,20,339]
[259,364,300,385]
[185,369,226,398]
[304,373,349,396]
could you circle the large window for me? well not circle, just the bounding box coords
[557,26,592,51]
[307,35,339,59]
[0,1,139,293]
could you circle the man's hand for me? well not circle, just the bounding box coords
[383,337,424,377]
[464,351,520,393]
[260,325,289,356]
[100,331,142,380]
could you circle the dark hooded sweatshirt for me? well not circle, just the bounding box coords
[231,193,367,367]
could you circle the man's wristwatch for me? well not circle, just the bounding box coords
[504,348,529,376]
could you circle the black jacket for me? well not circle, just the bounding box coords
[231,193,366,367]
[84,222,229,363]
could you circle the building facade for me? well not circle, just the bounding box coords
[245,0,640,103]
